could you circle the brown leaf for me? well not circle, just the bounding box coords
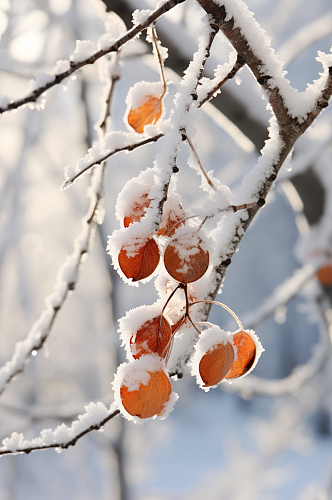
[120,368,172,418]
[199,341,235,387]
[158,203,186,237]
[118,238,160,281]
[128,95,162,133]
[130,315,172,359]
[123,193,152,228]
[316,263,332,286]
[226,331,256,379]
[164,233,209,283]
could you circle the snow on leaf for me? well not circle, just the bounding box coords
[120,365,172,419]
[164,232,209,284]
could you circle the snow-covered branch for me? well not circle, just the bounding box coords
[0,166,105,396]
[0,0,185,116]
[0,403,120,456]
[243,265,316,330]
[62,129,166,190]
[195,0,332,309]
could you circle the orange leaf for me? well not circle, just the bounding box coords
[123,193,152,228]
[130,315,172,359]
[226,331,256,379]
[164,233,209,283]
[316,264,332,286]
[199,341,235,387]
[128,95,162,133]
[120,368,172,418]
[158,203,186,237]
[118,238,160,281]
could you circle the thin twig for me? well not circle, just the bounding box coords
[186,135,217,190]
[151,26,168,98]
[99,59,121,133]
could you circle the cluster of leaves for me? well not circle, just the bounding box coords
[107,82,262,419]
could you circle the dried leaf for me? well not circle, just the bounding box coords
[199,341,235,387]
[130,315,172,359]
[164,233,209,283]
[158,203,186,237]
[128,95,162,133]
[124,193,152,228]
[226,331,256,379]
[120,368,172,418]
[119,238,160,281]
[316,264,332,286]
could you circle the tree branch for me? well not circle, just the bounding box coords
[196,0,332,309]
[0,404,120,456]
[0,0,185,115]
[0,62,122,396]
[168,0,332,377]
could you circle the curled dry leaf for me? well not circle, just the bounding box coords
[119,238,160,281]
[158,203,186,237]
[226,331,256,379]
[124,193,152,228]
[164,233,209,283]
[316,263,332,286]
[199,341,235,387]
[128,95,162,133]
[130,315,172,359]
[120,368,172,418]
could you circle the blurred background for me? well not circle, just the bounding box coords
[0,0,331,498]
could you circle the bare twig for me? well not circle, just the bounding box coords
[185,135,217,190]
[150,26,168,98]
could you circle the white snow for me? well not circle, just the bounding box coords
[218,0,332,121]
[132,8,152,26]
[70,40,97,63]
[0,402,115,454]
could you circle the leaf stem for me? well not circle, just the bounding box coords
[151,26,167,98]
[186,135,217,191]
[189,300,243,330]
